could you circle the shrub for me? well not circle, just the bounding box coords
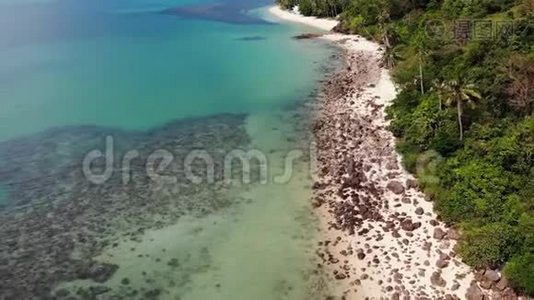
[504,253,534,295]
[430,120,462,155]
[437,160,510,222]
[442,0,516,17]
[457,223,521,268]
[298,0,315,16]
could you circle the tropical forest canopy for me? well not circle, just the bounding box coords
[276,0,534,295]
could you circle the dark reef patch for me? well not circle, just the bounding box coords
[235,36,266,41]
[160,2,272,25]
[0,113,249,299]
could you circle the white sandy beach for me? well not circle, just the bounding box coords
[267,5,497,300]
[268,6,339,31]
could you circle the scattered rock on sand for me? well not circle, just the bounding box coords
[386,161,398,170]
[430,271,446,287]
[436,258,449,269]
[406,179,418,190]
[400,219,421,231]
[386,181,405,195]
[479,280,492,290]
[483,269,500,282]
[308,33,488,300]
[466,283,485,300]
[433,227,446,240]
[495,276,508,291]
[446,228,461,240]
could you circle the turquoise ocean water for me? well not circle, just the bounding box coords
[0,0,330,141]
[0,0,339,298]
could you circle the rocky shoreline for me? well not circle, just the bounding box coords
[309,34,518,299]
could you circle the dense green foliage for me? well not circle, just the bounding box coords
[504,252,534,294]
[276,0,346,17]
[276,0,534,295]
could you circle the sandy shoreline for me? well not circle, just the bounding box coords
[267,5,509,300]
[311,36,477,299]
[268,6,339,31]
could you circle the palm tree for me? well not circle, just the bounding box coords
[376,3,392,46]
[382,43,400,69]
[376,0,391,25]
[439,79,482,140]
[431,79,445,111]
[413,32,429,95]
[417,50,427,94]
[376,6,397,68]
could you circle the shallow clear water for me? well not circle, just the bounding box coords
[0,0,338,298]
